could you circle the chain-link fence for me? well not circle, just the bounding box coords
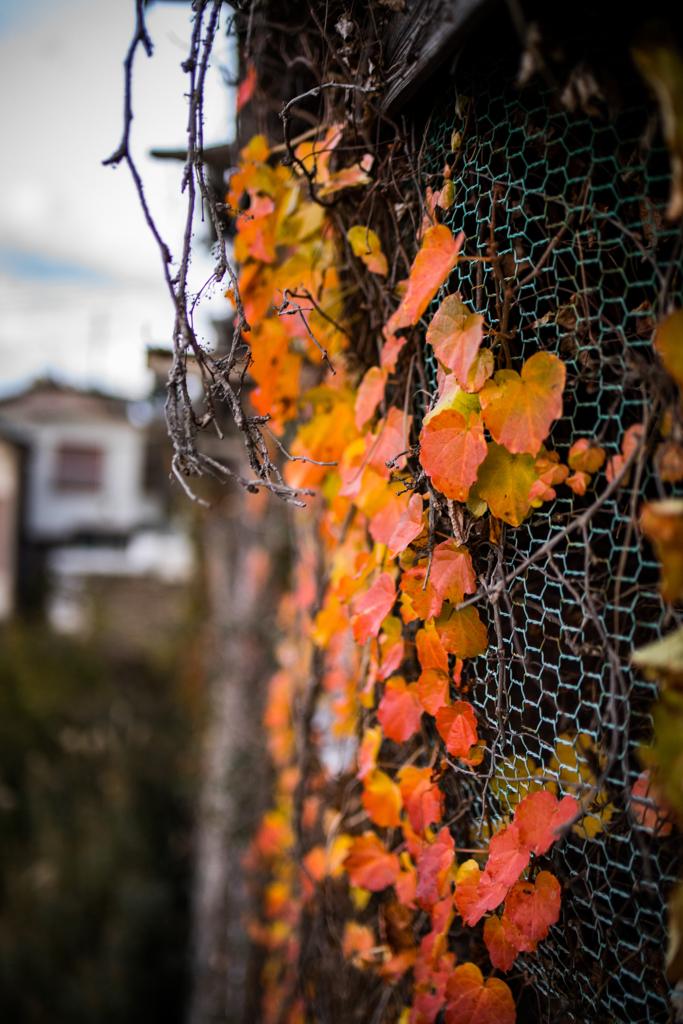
[420,53,683,1024]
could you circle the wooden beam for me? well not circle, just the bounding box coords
[380,0,498,115]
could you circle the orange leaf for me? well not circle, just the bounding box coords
[400,565,437,620]
[419,409,488,501]
[417,668,450,715]
[381,334,408,372]
[377,677,423,743]
[658,439,683,483]
[362,769,403,828]
[631,769,673,836]
[435,701,478,758]
[568,437,606,474]
[343,832,401,890]
[606,424,643,482]
[479,351,566,455]
[398,766,444,834]
[342,921,375,959]
[454,858,484,926]
[369,489,411,546]
[318,164,372,196]
[355,366,387,430]
[436,606,488,659]
[426,293,484,387]
[388,493,425,558]
[377,615,405,682]
[411,949,454,1024]
[640,499,683,603]
[401,226,465,324]
[396,854,418,908]
[483,914,525,973]
[654,307,683,391]
[565,471,591,495]
[504,870,561,944]
[444,963,516,1024]
[351,572,396,644]
[415,827,455,910]
[475,441,539,527]
[416,621,449,673]
[347,226,388,276]
[513,790,579,855]
[368,406,411,478]
[430,539,477,605]
[357,726,382,780]
[236,62,257,111]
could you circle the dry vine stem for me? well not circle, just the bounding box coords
[104,0,316,507]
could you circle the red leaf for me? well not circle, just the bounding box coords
[381,334,408,372]
[444,963,516,1024]
[631,769,673,836]
[504,871,561,944]
[513,790,579,855]
[368,406,410,478]
[351,572,396,644]
[388,493,425,558]
[236,62,257,111]
[475,824,530,917]
[479,351,566,455]
[411,950,454,1024]
[362,769,403,828]
[369,490,410,545]
[415,828,455,910]
[398,766,444,834]
[401,226,465,325]
[436,606,488,659]
[355,366,387,429]
[483,915,523,973]
[419,409,488,501]
[435,701,478,758]
[377,677,423,743]
[343,832,401,891]
[376,616,405,682]
[417,668,450,715]
[606,424,643,482]
[416,621,449,673]
[430,540,477,605]
[395,861,417,908]
[426,293,484,387]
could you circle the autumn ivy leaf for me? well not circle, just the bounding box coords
[419,409,488,502]
[398,766,445,835]
[318,165,372,197]
[376,615,405,682]
[347,226,388,276]
[401,226,465,325]
[640,499,683,603]
[362,769,403,828]
[606,424,643,483]
[504,871,562,944]
[357,726,382,780]
[395,854,418,909]
[658,439,683,483]
[474,824,530,918]
[476,441,539,527]
[631,769,673,836]
[653,308,683,389]
[426,293,485,388]
[377,676,423,743]
[436,605,488,659]
[435,701,478,758]
[415,827,455,910]
[388,493,426,558]
[355,366,388,429]
[342,921,375,960]
[367,406,411,478]
[483,914,528,973]
[444,963,516,1024]
[568,437,606,474]
[513,790,579,855]
[411,949,454,1024]
[454,858,483,926]
[430,539,477,605]
[369,489,411,546]
[479,351,566,455]
[529,449,569,505]
[381,334,408,372]
[351,572,396,645]
[417,667,450,715]
[416,621,449,673]
[465,348,495,393]
[400,565,436,621]
[343,832,401,890]
[236,62,257,111]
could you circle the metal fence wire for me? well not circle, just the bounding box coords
[418,55,683,1024]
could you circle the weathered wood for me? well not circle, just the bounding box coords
[380,0,497,115]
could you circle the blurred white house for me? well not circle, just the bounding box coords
[0,375,194,650]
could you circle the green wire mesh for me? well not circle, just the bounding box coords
[420,60,683,1024]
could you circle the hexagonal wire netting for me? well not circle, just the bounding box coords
[417,55,683,1023]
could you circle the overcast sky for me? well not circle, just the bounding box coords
[0,0,236,396]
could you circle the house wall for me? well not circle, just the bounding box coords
[21,420,160,541]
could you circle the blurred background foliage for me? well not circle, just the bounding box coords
[0,620,198,1023]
